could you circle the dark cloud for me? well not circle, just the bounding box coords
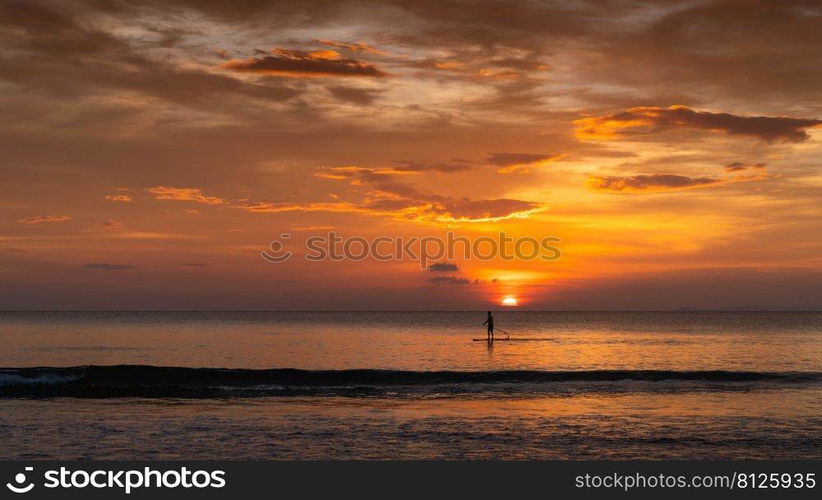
[486,153,561,167]
[0,2,302,109]
[434,198,540,220]
[427,276,470,285]
[576,106,822,143]
[587,169,772,194]
[391,159,475,173]
[327,86,383,105]
[725,162,767,172]
[17,0,819,112]
[222,49,386,78]
[592,0,822,107]
[386,0,607,46]
[83,263,136,270]
[428,262,459,272]
[587,174,726,193]
[486,57,548,72]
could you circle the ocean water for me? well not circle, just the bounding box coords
[0,311,820,459]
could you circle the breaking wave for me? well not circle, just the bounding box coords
[1,366,819,398]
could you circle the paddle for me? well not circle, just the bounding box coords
[480,328,510,340]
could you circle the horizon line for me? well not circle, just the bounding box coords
[1,309,820,313]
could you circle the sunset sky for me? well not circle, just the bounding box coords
[1,0,821,310]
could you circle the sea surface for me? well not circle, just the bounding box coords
[0,311,820,459]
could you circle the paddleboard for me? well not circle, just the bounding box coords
[472,338,555,342]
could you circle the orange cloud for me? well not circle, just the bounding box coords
[105,194,132,202]
[316,40,384,55]
[575,105,821,143]
[240,201,365,214]
[433,61,465,70]
[487,152,565,174]
[315,166,418,181]
[290,224,335,231]
[147,186,226,205]
[314,166,546,222]
[477,68,520,80]
[222,48,385,78]
[145,170,545,224]
[239,198,543,224]
[17,215,72,224]
[304,49,342,60]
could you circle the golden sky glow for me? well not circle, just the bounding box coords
[0,0,821,310]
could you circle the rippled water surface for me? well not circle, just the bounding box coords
[1,311,820,371]
[1,311,820,459]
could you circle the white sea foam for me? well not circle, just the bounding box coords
[0,373,78,386]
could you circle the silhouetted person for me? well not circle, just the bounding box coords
[483,311,494,341]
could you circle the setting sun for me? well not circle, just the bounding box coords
[501,297,518,307]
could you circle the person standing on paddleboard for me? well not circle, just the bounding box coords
[483,311,495,341]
